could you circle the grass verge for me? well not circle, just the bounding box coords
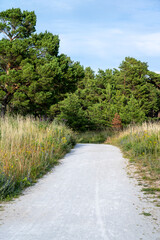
[107,122,160,196]
[0,116,76,201]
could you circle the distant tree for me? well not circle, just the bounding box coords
[117,57,160,118]
[57,58,160,131]
[80,67,95,89]
[118,57,148,93]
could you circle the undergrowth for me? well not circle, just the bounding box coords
[0,116,76,200]
[77,129,113,144]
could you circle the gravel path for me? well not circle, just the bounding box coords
[0,144,160,240]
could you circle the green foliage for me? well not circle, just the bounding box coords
[57,57,160,131]
[0,8,36,40]
[0,8,84,117]
[119,96,146,125]
[58,93,90,131]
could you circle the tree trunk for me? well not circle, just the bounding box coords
[6,63,11,75]
[1,103,7,117]
[1,93,13,117]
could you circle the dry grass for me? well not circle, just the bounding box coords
[0,116,75,200]
[107,122,160,191]
[116,122,160,137]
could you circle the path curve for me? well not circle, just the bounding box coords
[0,144,160,240]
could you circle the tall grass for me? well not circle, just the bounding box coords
[109,122,160,180]
[0,116,76,200]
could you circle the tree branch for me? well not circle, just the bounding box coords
[1,30,12,40]
[0,55,8,64]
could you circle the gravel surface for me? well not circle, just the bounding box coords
[0,144,160,240]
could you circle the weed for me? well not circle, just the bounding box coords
[141,212,152,217]
[141,188,160,194]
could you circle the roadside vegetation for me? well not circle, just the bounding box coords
[0,116,75,200]
[76,129,113,144]
[108,122,160,195]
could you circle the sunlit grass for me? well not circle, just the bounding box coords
[108,122,160,180]
[0,116,75,200]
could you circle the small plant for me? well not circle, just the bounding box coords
[142,188,160,194]
[111,113,122,131]
[141,212,152,217]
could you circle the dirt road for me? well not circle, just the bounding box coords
[0,144,160,240]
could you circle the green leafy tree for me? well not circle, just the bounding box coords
[118,57,148,93]
[57,59,160,130]
[0,8,84,116]
[0,8,36,115]
[117,57,160,118]
[0,8,36,73]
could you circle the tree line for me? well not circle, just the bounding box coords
[0,8,160,130]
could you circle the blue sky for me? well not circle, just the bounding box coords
[1,0,160,72]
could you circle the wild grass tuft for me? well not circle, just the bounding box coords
[108,122,160,181]
[0,116,76,200]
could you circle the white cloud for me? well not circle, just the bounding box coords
[59,24,160,58]
[59,26,124,58]
[133,33,160,56]
[57,23,160,71]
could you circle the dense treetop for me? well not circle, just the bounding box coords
[0,8,36,41]
[0,8,84,117]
